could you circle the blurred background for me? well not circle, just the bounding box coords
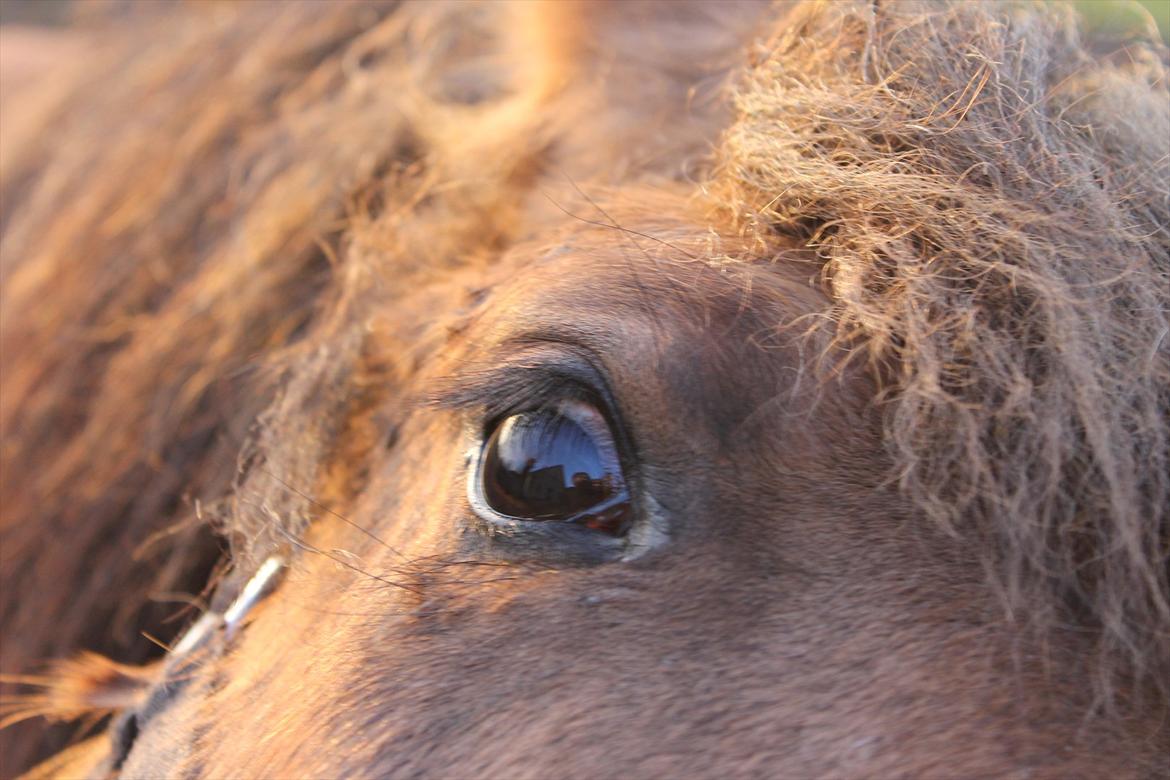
[2,0,1169,42]
[2,0,1166,105]
[1075,0,1170,39]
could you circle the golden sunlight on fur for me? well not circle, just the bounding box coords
[1,1,1166,777]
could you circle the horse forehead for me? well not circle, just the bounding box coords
[446,252,834,460]
[481,238,822,343]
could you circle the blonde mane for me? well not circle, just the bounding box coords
[716,0,1170,701]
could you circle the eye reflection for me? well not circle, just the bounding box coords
[477,401,630,535]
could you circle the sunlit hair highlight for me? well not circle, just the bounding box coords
[715,0,1170,702]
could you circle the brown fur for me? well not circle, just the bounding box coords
[0,1,1166,777]
[715,0,1170,706]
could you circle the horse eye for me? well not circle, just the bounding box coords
[476,400,631,536]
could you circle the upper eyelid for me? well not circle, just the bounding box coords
[427,343,612,417]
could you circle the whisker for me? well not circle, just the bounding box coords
[272,523,422,595]
[139,630,173,654]
[551,174,699,260]
[260,468,408,561]
[545,174,685,345]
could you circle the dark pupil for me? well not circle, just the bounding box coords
[481,409,627,533]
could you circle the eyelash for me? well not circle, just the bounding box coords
[433,348,622,427]
[478,379,604,435]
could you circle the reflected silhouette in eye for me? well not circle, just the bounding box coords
[475,399,631,535]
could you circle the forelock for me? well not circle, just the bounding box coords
[716,0,1170,703]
